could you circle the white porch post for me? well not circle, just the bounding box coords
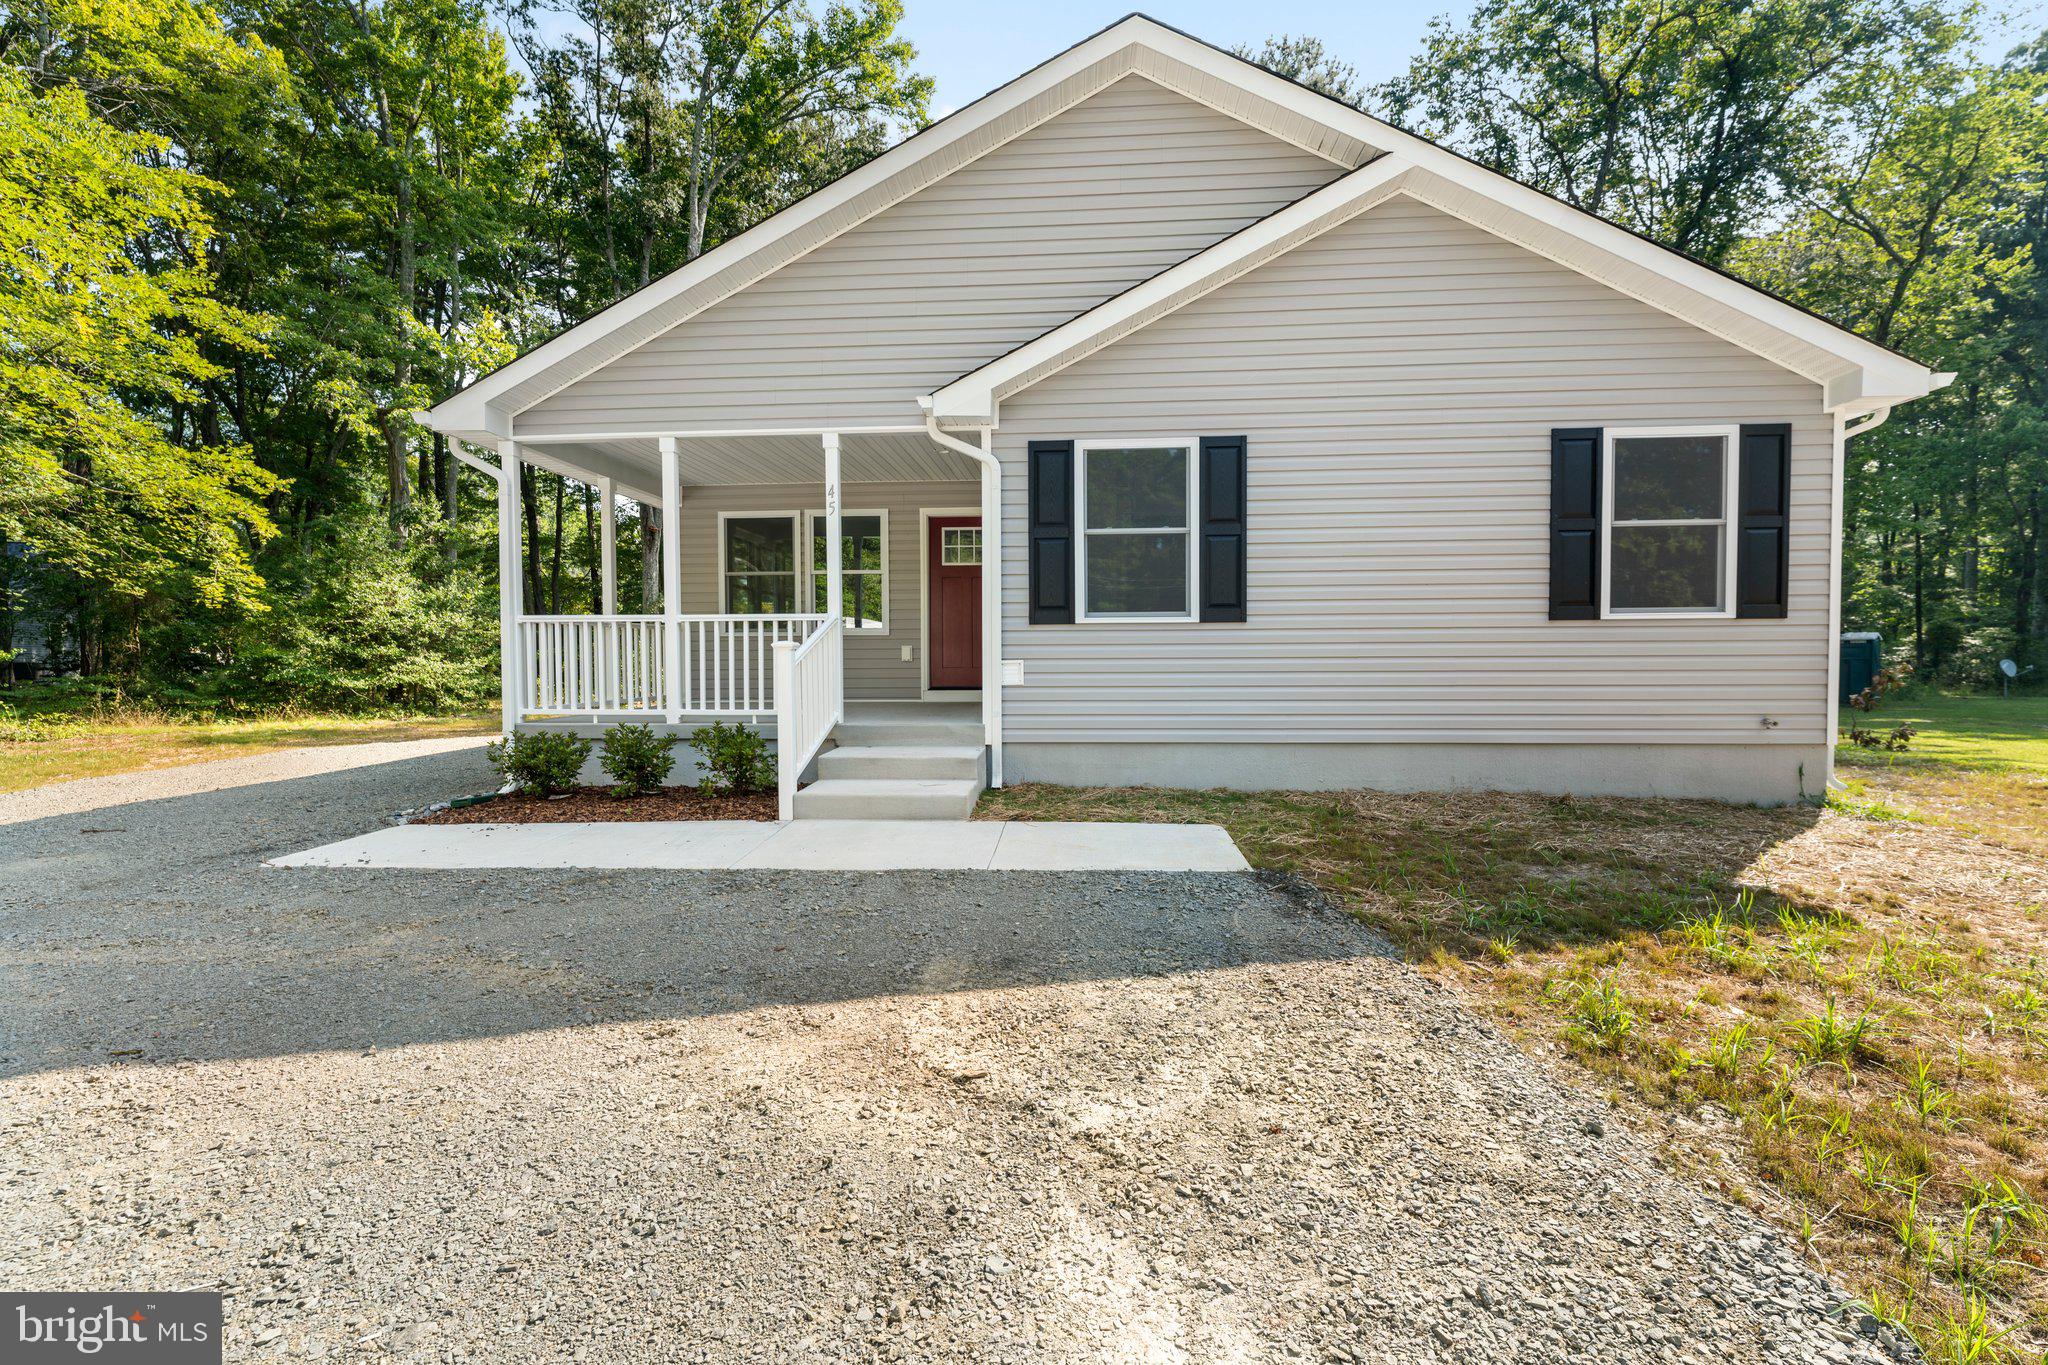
[822,432,842,626]
[598,475,617,615]
[660,437,683,723]
[979,426,1003,787]
[496,440,523,733]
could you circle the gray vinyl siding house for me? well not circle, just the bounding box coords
[423,16,1947,815]
[994,198,1836,797]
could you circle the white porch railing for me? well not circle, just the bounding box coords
[772,615,844,821]
[515,613,831,718]
[518,615,668,715]
[675,614,828,715]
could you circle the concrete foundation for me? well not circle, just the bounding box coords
[1000,742,1830,806]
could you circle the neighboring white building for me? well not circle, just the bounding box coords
[421,15,1949,819]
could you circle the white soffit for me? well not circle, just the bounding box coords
[513,432,978,499]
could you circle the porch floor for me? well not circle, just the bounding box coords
[520,700,979,734]
[267,819,1249,872]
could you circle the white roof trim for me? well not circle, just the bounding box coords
[426,13,1940,444]
[929,158,1945,422]
[422,14,1384,445]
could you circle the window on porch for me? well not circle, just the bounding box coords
[808,512,887,632]
[722,515,801,613]
[720,511,887,631]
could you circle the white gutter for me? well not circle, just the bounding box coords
[921,401,1005,787]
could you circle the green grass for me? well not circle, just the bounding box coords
[1839,687,2048,773]
[0,710,497,793]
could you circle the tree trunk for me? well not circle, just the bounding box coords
[1911,504,1925,672]
[521,464,543,614]
[585,486,602,613]
[390,165,416,538]
[2020,486,2042,658]
[382,413,410,539]
[641,503,662,610]
[549,477,565,614]
[436,433,457,564]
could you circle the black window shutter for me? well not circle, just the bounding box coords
[1736,423,1792,619]
[1027,440,1075,624]
[1549,428,1602,620]
[1199,435,1248,622]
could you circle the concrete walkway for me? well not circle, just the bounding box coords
[265,819,1250,872]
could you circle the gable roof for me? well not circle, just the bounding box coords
[427,13,1945,446]
[926,155,1948,423]
[423,14,1383,444]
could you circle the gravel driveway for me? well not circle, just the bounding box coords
[0,742,1904,1363]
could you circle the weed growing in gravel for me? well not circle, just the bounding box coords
[1550,975,1637,1051]
[1927,1290,2015,1365]
[1894,1055,1954,1129]
[1789,997,1885,1068]
[1702,1023,1770,1080]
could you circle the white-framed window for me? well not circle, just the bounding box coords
[805,509,888,632]
[721,512,801,614]
[717,509,888,629]
[1076,438,1198,622]
[1601,426,1740,618]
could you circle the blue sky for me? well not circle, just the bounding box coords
[897,2,1476,115]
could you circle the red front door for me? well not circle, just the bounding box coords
[927,516,982,690]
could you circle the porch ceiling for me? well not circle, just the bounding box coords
[527,430,979,498]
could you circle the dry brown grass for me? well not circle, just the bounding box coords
[0,713,497,793]
[980,744,2048,1363]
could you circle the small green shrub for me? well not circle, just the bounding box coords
[693,720,773,796]
[487,730,592,796]
[599,723,674,797]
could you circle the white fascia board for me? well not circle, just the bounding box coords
[930,157,1417,422]
[926,18,1937,421]
[422,17,1172,432]
[932,156,1939,422]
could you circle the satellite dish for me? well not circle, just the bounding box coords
[2003,659,2021,678]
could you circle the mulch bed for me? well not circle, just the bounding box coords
[418,786,778,824]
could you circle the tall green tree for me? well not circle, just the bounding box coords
[243,0,527,534]
[0,66,278,670]
[1229,34,1369,109]
[1375,0,1959,263]
[1748,46,2047,673]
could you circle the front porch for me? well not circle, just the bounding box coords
[469,425,1005,819]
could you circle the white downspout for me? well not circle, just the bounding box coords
[1824,404,1891,794]
[921,403,1003,787]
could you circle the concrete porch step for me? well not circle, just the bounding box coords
[831,719,984,748]
[793,777,984,821]
[817,744,985,782]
